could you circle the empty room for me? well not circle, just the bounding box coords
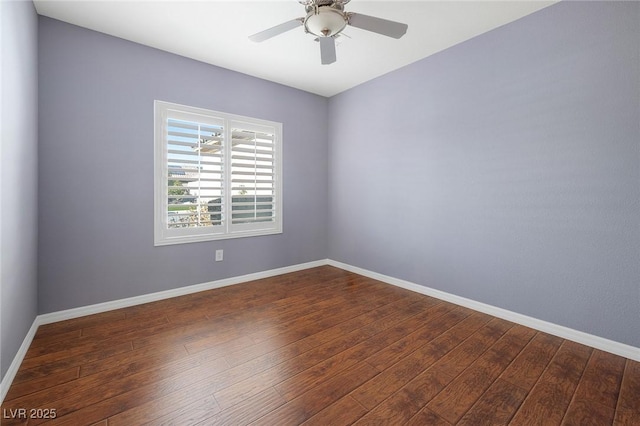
[1,0,638,424]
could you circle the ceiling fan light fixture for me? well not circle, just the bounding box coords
[250,0,407,65]
[304,6,347,37]
[299,0,351,4]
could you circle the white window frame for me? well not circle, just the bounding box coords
[154,100,283,246]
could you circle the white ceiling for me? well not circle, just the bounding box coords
[33,0,556,97]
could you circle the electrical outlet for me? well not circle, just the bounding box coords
[215,249,223,262]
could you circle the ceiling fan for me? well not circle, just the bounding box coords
[249,0,408,65]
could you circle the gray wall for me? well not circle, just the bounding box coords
[1,0,39,379]
[38,17,328,313]
[328,1,640,347]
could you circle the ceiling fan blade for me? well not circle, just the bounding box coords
[348,13,408,39]
[319,36,336,65]
[249,19,303,43]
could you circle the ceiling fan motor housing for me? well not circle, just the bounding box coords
[304,5,348,37]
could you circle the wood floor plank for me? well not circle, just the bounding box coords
[223,299,388,368]
[272,291,422,358]
[499,331,563,392]
[9,341,134,388]
[613,359,640,425]
[301,396,368,426]
[207,272,367,319]
[510,340,593,425]
[17,316,194,385]
[571,349,625,409]
[215,290,419,392]
[128,270,360,347]
[251,362,379,425]
[79,341,189,377]
[132,275,401,354]
[363,305,473,372]
[131,315,249,351]
[35,310,127,337]
[616,359,640,413]
[426,317,518,380]
[426,325,535,423]
[249,281,412,341]
[27,329,82,353]
[106,382,217,426]
[141,395,220,426]
[31,356,228,425]
[9,353,227,425]
[184,282,404,355]
[44,388,218,426]
[457,378,528,425]
[354,321,529,425]
[614,408,640,426]
[561,398,615,426]
[132,293,313,349]
[204,277,360,326]
[192,387,286,426]
[350,312,500,410]
[353,366,453,425]
[79,314,171,339]
[406,408,452,426]
[1,266,636,426]
[24,316,170,360]
[3,367,79,401]
[214,297,429,410]
[273,299,442,401]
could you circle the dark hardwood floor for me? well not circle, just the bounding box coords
[1,266,638,425]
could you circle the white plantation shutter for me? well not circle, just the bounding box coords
[230,124,277,229]
[167,118,224,229]
[155,101,282,246]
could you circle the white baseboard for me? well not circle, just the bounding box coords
[0,319,39,404]
[2,258,638,405]
[327,259,640,362]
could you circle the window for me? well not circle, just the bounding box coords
[154,101,282,246]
